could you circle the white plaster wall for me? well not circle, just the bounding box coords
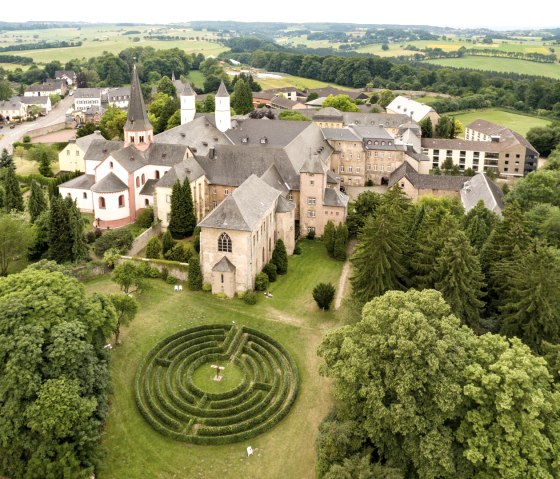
[59,187,94,212]
[59,143,86,172]
[95,156,129,184]
[92,191,129,222]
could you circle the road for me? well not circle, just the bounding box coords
[0,95,75,154]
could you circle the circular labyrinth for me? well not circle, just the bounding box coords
[135,324,299,445]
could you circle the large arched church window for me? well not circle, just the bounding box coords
[218,232,232,253]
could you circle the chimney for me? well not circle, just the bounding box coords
[209,147,215,159]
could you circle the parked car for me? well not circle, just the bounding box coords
[9,125,15,129]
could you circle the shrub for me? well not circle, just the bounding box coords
[255,272,269,291]
[293,243,302,255]
[313,282,336,310]
[166,276,178,285]
[137,261,160,278]
[187,256,202,290]
[146,236,162,259]
[94,228,134,257]
[365,179,374,186]
[160,267,169,281]
[85,230,97,244]
[94,227,102,239]
[165,243,192,263]
[161,230,175,255]
[307,229,316,240]
[243,290,258,305]
[271,239,288,274]
[22,135,31,143]
[102,247,121,269]
[202,283,212,292]
[263,262,277,282]
[333,224,349,261]
[215,292,228,299]
[135,207,154,229]
[193,226,201,253]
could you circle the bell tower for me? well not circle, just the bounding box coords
[215,80,231,133]
[180,81,196,125]
[124,64,153,151]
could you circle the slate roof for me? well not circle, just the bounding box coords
[276,195,295,213]
[389,162,466,191]
[82,138,123,163]
[55,70,76,79]
[125,64,152,132]
[343,112,415,129]
[224,119,311,148]
[326,170,339,184]
[0,99,24,110]
[312,107,344,121]
[466,119,539,156]
[322,128,360,142]
[421,138,503,153]
[139,179,158,196]
[91,172,128,193]
[212,256,236,272]
[110,143,188,172]
[300,154,326,174]
[271,95,299,109]
[460,173,504,214]
[386,96,436,122]
[18,96,50,105]
[58,174,95,190]
[107,87,131,100]
[26,83,58,92]
[253,91,276,101]
[74,88,102,99]
[216,81,229,98]
[323,187,349,208]
[199,175,281,232]
[156,157,206,188]
[260,164,290,196]
[182,81,195,96]
[154,115,231,156]
[308,87,368,101]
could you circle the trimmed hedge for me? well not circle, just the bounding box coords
[135,324,299,444]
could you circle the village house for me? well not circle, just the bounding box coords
[386,95,440,125]
[18,95,52,115]
[0,99,27,121]
[55,70,77,86]
[24,80,67,97]
[74,88,103,111]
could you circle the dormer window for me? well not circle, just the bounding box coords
[260,137,267,144]
[242,137,249,143]
[139,135,144,143]
[109,161,114,169]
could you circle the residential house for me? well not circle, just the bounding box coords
[107,87,131,109]
[0,99,27,121]
[74,88,102,111]
[18,95,52,114]
[386,95,440,125]
[55,70,77,86]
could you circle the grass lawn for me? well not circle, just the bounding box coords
[0,62,30,71]
[256,74,348,92]
[187,70,206,89]
[425,56,560,79]
[450,108,552,136]
[86,239,345,479]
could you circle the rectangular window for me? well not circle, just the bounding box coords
[307,226,315,234]
[374,165,378,171]
[341,153,345,159]
[307,197,316,205]
[367,164,371,171]
[307,210,316,218]
[374,151,378,157]
[67,150,70,155]
[357,154,360,160]
[288,192,293,201]
[212,201,217,209]
[348,166,353,173]
[356,167,361,173]
[224,189,230,196]
[339,165,344,173]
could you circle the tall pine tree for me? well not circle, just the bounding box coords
[183,180,196,237]
[323,220,336,257]
[434,230,485,331]
[48,195,72,263]
[168,181,188,238]
[500,245,560,353]
[272,239,288,274]
[66,197,88,261]
[351,206,406,304]
[231,79,253,115]
[464,200,498,251]
[28,181,47,223]
[3,166,23,212]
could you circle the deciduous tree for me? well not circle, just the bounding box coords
[0,213,33,276]
[109,293,138,344]
[111,260,143,294]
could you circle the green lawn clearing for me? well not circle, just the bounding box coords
[450,108,552,136]
[86,239,345,479]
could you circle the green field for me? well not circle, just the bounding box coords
[0,62,30,71]
[87,239,346,479]
[186,70,206,89]
[0,26,228,64]
[255,74,345,91]
[425,56,560,79]
[450,109,552,136]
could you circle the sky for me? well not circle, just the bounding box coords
[1,0,558,30]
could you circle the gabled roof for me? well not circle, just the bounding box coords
[312,107,344,121]
[466,119,539,156]
[300,154,326,174]
[17,96,50,105]
[181,81,195,96]
[125,64,152,132]
[74,88,102,99]
[58,174,95,190]
[109,143,187,173]
[107,87,131,100]
[276,195,295,213]
[81,137,123,162]
[216,81,229,98]
[323,187,349,208]
[156,157,206,188]
[0,99,24,110]
[199,175,281,232]
[91,172,128,193]
[460,173,504,214]
[212,256,236,272]
[260,164,290,196]
[139,179,158,196]
[421,138,503,153]
[386,96,435,123]
[326,170,338,184]
[389,162,466,191]
[322,128,360,142]
[224,118,311,148]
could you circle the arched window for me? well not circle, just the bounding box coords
[99,196,106,209]
[109,161,114,169]
[218,232,232,253]
[144,198,149,206]
[155,170,160,179]
[83,192,87,199]
[141,173,145,185]
[118,195,125,207]
[136,177,140,187]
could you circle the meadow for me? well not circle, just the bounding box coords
[86,239,347,479]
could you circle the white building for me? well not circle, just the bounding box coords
[386,95,440,125]
[74,88,102,111]
[0,99,27,121]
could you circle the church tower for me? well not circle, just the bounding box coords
[180,81,196,125]
[124,64,153,151]
[215,80,231,133]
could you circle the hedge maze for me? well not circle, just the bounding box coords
[135,324,299,444]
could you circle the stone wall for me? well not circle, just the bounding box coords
[127,223,162,256]
[24,121,67,139]
[118,255,189,281]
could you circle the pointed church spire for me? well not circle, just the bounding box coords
[182,81,195,96]
[125,64,152,132]
[216,80,229,98]
[124,65,153,149]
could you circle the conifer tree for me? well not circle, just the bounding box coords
[351,206,406,304]
[168,181,188,238]
[410,213,459,290]
[161,230,175,256]
[66,197,88,262]
[464,200,498,251]
[434,230,485,330]
[500,245,560,353]
[187,255,202,290]
[333,223,348,261]
[272,239,288,274]
[146,236,162,259]
[480,202,530,314]
[323,220,336,257]
[3,166,23,212]
[419,117,433,138]
[48,195,72,263]
[231,78,253,115]
[0,148,13,168]
[28,181,47,223]
[182,180,196,236]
